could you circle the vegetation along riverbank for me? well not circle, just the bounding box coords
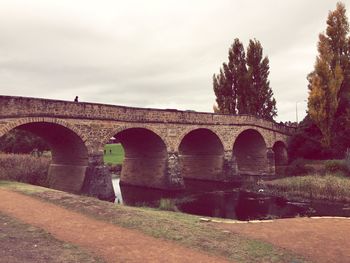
[263,174,350,203]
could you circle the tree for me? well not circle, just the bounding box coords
[213,103,220,113]
[0,129,49,154]
[213,38,277,120]
[307,2,348,148]
[288,115,324,161]
[213,38,247,114]
[246,39,277,120]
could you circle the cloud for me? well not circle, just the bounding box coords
[0,0,341,121]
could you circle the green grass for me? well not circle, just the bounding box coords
[0,180,50,194]
[264,174,350,202]
[103,143,124,165]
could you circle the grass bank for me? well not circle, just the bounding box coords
[0,180,306,263]
[264,174,350,202]
[103,143,124,165]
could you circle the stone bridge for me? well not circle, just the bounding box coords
[0,95,294,199]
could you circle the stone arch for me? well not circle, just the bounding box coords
[174,126,227,152]
[178,128,225,181]
[233,129,268,175]
[0,117,88,145]
[273,141,288,166]
[102,125,168,152]
[112,127,169,189]
[0,118,89,193]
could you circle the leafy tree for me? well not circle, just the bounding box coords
[213,38,277,120]
[213,38,247,114]
[246,39,277,120]
[288,115,325,161]
[307,2,349,148]
[0,129,49,154]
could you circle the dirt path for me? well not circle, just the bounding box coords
[214,217,350,263]
[0,189,229,263]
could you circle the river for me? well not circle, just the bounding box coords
[112,178,350,221]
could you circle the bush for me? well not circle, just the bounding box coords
[324,160,348,174]
[345,148,350,172]
[158,198,177,211]
[286,158,310,176]
[264,174,350,202]
[0,153,50,186]
[287,116,325,161]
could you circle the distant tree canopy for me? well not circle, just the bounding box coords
[213,38,277,120]
[307,2,350,153]
[0,129,49,154]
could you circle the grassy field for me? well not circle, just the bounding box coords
[264,174,350,202]
[0,180,306,263]
[103,143,124,165]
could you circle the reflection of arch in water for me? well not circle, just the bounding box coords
[233,129,268,175]
[1,121,88,193]
[179,128,224,181]
[114,128,169,189]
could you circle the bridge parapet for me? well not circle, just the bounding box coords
[0,95,294,135]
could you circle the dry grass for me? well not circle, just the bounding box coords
[0,153,50,186]
[265,174,350,202]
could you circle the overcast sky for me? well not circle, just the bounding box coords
[0,1,346,121]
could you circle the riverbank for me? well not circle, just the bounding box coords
[262,174,350,202]
[0,180,304,263]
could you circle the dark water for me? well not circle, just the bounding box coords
[112,179,350,221]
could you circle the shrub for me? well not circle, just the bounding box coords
[287,116,324,161]
[324,160,348,174]
[345,148,350,173]
[286,158,309,176]
[158,198,177,211]
[0,153,50,186]
[264,174,350,202]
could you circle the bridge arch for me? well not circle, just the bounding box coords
[232,129,268,175]
[0,117,88,144]
[111,127,170,189]
[0,118,89,193]
[102,125,168,151]
[178,128,225,181]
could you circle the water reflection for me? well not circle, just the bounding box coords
[112,179,123,204]
[112,179,350,221]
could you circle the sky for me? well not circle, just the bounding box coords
[0,1,347,122]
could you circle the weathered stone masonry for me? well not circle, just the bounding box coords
[0,95,294,199]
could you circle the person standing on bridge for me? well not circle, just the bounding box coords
[74,96,79,102]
